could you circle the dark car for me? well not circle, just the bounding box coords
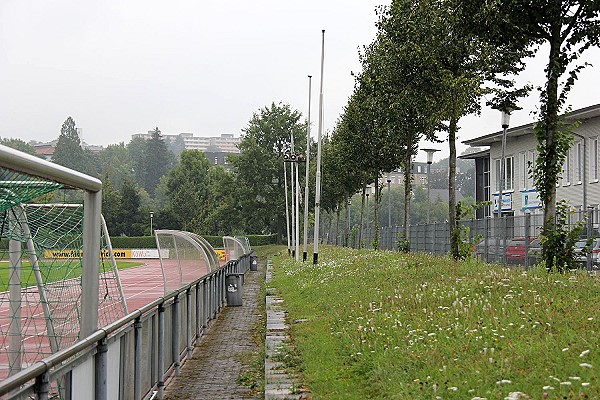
[506,237,536,264]
[574,238,600,269]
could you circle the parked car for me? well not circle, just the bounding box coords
[473,238,509,262]
[506,237,536,264]
[574,238,600,269]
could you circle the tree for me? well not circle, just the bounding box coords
[145,127,174,195]
[53,116,86,172]
[114,179,143,236]
[467,0,600,270]
[128,137,148,188]
[97,143,134,191]
[165,150,212,232]
[0,138,38,156]
[101,176,122,235]
[375,0,527,258]
[229,102,307,241]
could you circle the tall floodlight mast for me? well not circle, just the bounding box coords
[313,30,325,265]
[303,75,312,262]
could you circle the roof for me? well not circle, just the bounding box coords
[459,148,490,160]
[462,103,600,147]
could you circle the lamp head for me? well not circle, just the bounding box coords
[501,109,512,129]
[422,148,440,164]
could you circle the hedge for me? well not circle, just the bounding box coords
[108,234,276,249]
[0,234,276,251]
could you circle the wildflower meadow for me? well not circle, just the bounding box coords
[270,246,599,399]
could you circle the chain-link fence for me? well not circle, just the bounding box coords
[326,209,598,270]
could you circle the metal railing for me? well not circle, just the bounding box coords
[0,253,252,400]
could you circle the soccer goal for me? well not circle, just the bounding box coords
[0,145,127,379]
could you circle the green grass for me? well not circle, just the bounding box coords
[271,246,600,399]
[0,259,143,291]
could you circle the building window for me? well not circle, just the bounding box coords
[563,149,571,185]
[495,156,514,192]
[520,152,527,189]
[592,137,599,181]
[575,140,583,183]
[505,156,514,190]
[528,150,536,187]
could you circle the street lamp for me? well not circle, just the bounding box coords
[365,191,370,245]
[150,211,154,235]
[387,173,392,227]
[422,148,440,224]
[498,109,512,217]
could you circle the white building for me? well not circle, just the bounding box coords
[132,131,240,153]
[462,104,600,219]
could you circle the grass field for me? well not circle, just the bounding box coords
[0,259,143,291]
[271,246,599,399]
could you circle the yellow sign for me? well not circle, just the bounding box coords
[215,249,227,261]
[44,249,133,259]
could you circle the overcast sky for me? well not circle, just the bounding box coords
[1,1,598,163]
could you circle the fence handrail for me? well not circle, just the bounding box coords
[0,258,242,397]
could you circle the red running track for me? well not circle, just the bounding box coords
[0,258,211,380]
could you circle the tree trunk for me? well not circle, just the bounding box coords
[335,206,340,246]
[345,200,350,247]
[403,137,413,249]
[358,183,366,249]
[449,115,459,259]
[541,18,562,268]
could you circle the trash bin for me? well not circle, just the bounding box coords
[250,255,258,271]
[226,273,243,306]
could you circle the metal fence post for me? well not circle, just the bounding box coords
[34,371,50,400]
[195,282,201,339]
[202,279,209,330]
[524,212,531,270]
[587,207,594,271]
[484,217,489,263]
[172,294,181,376]
[95,337,108,400]
[186,288,193,359]
[157,303,165,400]
[134,317,142,400]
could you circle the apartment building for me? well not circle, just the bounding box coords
[462,104,600,219]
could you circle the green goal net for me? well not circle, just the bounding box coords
[0,168,127,379]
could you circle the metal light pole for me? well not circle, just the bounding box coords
[365,192,370,246]
[422,149,440,224]
[284,161,291,256]
[303,75,312,262]
[313,29,325,265]
[295,154,300,262]
[290,139,296,259]
[498,110,511,217]
[150,211,154,234]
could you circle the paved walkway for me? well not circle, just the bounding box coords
[163,263,264,400]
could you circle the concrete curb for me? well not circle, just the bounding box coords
[264,260,310,400]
